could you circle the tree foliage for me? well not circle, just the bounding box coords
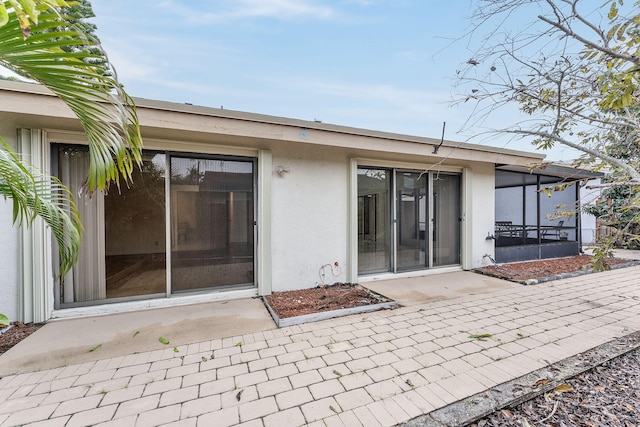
[457,0,640,256]
[457,0,640,181]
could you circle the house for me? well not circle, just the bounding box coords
[0,80,593,324]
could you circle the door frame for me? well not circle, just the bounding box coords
[349,158,465,281]
[43,132,271,317]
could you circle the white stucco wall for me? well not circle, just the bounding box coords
[270,143,349,291]
[464,162,497,268]
[268,143,498,292]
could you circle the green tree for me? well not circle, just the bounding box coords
[455,0,640,261]
[44,0,109,74]
[0,0,143,275]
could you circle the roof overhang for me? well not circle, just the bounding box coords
[0,79,546,167]
[496,163,604,181]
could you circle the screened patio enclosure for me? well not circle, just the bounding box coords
[494,165,601,263]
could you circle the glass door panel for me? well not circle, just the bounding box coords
[357,168,391,274]
[396,171,428,271]
[104,153,167,298]
[56,146,106,304]
[170,156,255,292]
[55,147,167,304]
[433,174,461,266]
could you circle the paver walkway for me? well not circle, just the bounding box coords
[1,266,640,427]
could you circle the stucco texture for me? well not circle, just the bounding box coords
[270,143,349,292]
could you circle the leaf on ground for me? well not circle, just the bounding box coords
[554,383,574,393]
[201,356,208,362]
[89,344,102,352]
[236,390,243,401]
[159,337,170,345]
[173,347,179,353]
[469,333,493,340]
[501,409,513,418]
[133,331,140,338]
[532,378,550,388]
[235,342,243,347]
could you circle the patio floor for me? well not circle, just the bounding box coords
[1,262,640,426]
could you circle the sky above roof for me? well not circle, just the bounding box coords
[91,0,581,161]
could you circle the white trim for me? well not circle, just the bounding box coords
[18,129,54,323]
[51,288,259,320]
[358,265,463,283]
[145,139,259,158]
[45,130,259,158]
[391,170,398,272]
[427,172,434,268]
[461,167,473,270]
[164,154,172,296]
[347,158,359,283]
[354,157,464,173]
[258,150,272,295]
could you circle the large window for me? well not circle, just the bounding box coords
[357,167,461,275]
[53,146,256,307]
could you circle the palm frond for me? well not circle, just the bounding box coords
[0,139,81,275]
[0,4,143,192]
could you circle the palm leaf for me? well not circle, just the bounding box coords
[0,139,81,275]
[0,5,143,192]
[0,1,143,276]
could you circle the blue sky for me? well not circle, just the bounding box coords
[90,0,580,161]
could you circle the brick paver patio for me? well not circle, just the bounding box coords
[1,266,640,426]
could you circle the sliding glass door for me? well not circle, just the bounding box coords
[54,145,256,307]
[357,167,461,275]
[357,168,391,274]
[170,156,255,293]
[433,174,461,266]
[396,171,428,271]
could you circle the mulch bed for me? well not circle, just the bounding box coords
[264,282,392,319]
[475,255,630,281]
[0,322,45,356]
[467,346,640,426]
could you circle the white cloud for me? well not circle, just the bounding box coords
[280,78,451,114]
[233,0,334,19]
[157,0,334,23]
[107,51,156,82]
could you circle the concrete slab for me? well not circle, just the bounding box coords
[1,266,640,427]
[361,271,519,306]
[583,247,640,260]
[0,297,275,376]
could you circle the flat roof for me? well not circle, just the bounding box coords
[0,79,547,163]
[497,163,603,182]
